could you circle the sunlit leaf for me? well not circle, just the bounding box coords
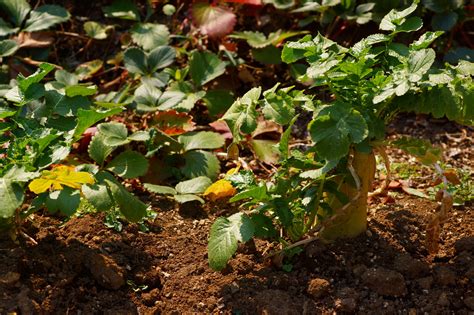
[152,110,195,136]
[28,165,95,194]
[204,179,237,201]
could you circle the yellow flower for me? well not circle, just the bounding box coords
[29,165,95,194]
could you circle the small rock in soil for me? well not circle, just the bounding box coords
[464,296,474,310]
[361,268,407,296]
[455,236,474,254]
[0,271,20,286]
[307,278,331,299]
[335,298,357,313]
[85,253,125,290]
[416,276,434,290]
[141,288,161,307]
[465,266,474,281]
[434,266,456,286]
[437,292,450,306]
[393,253,429,279]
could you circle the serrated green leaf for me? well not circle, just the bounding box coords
[124,48,148,75]
[189,51,226,87]
[55,69,79,86]
[0,179,24,219]
[174,194,205,204]
[82,184,114,211]
[131,23,170,50]
[143,184,177,195]
[84,21,111,40]
[65,84,97,97]
[175,176,212,195]
[98,122,129,146]
[88,133,116,165]
[309,102,368,161]
[222,87,261,141]
[0,0,30,27]
[105,179,147,222]
[0,17,18,36]
[17,63,55,95]
[106,150,149,179]
[408,48,435,81]
[410,31,444,50]
[178,131,225,151]
[208,213,254,270]
[148,46,176,73]
[182,150,220,180]
[229,185,268,202]
[24,5,70,32]
[74,108,122,139]
[0,39,19,57]
[380,2,418,31]
[45,187,80,216]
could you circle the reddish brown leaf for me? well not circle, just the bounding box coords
[220,0,262,4]
[443,169,461,185]
[209,120,233,140]
[192,2,237,38]
[152,110,195,136]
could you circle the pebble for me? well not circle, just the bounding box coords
[361,268,407,296]
[307,278,331,299]
[335,298,357,312]
[437,292,450,306]
[434,266,456,286]
[464,296,474,310]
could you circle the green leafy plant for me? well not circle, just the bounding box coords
[0,0,70,57]
[207,2,473,270]
[0,64,150,228]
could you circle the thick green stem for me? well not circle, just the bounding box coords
[321,150,376,240]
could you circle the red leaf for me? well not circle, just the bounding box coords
[192,2,237,38]
[153,110,195,136]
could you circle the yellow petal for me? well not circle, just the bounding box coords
[29,178,53,194]
[203,179,236,202]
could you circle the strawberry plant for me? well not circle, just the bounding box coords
[0,64,151,229]
[207,2,473,270]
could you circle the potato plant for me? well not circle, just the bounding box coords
[207,2,473,270]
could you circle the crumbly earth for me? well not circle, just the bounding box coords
[0,116,473,314]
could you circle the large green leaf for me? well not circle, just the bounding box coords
[0,179,24,219]
[74,108,122,139]
[208,213,255,270]
[45,187,80,217]
[262,86,295,125]
[124,46,175,75]
[123,48,148,75]
[379,2,418,32]
[88,134,116,165]
[143,184,177,195]
[202,90,234,116]
[0,0,30,27]
[178,131,225,151]
[222,87,261,141]
[24,5,70,32]
[0,17,18,36]
[17,63,55,95]
[182,150,220,180]
[97,122,129,146]
[148,46,176,73]
[131,23,170,51]
[84,21,111,40]
[309,102,368,161]
[105,179,147,222]
[175,176,212,194]
[189,51,226,87]
[134,81,162,111]
[0,39,19,57]
[174,194,205,204]
[106,150,149,179]
[82,184,114,211]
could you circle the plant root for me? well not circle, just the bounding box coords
[369,146,391,197]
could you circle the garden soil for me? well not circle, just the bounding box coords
[0,116,473,314]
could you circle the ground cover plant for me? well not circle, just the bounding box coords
[0,0,473,313]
